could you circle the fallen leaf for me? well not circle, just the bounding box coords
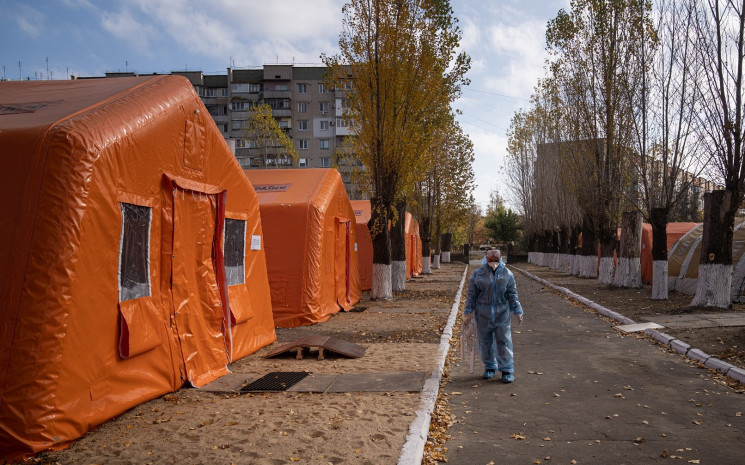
[289,458,300,462]
[510,432,526,440]
[688,460,701,464]
[543,437,551,441]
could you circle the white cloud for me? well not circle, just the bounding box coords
[101,9,157,55]
[15,5,44,38]
[114,0,344,66]
[484,21,547,97]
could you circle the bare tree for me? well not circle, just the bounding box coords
[622,0,708,296]
[691,0,745,307]
[547,0,650,284]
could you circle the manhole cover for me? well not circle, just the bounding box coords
[240,372,310,392]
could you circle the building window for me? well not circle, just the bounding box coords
[224,219,246,286]
[320,157,331,167]
[298,120,308,131]
[119,203,151,302]
[299,158,308,167]
[222,88,228,97]
[320,102,329,113]
[320,139,329,150]
[232,120,247,130]
[297,83,307,94]
[249,83,262,93]
[335,117,348,128]
[204,88,216,97]
[231,83,249,93]
[298,102,308,113]
[320,120,330,130]
[275,84,289,91]
[344,80,353,90]
[299,140,309,150]
[220,124,228,133]
[319,83,329,93]
[232,101,248,111]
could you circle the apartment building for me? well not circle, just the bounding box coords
[173,65,362,199]
[536,139,721,221]
[81,65,363,199]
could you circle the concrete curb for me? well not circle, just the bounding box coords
[513,266,743,385]
[397,264,469,465]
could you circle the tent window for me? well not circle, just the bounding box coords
[224,218,246,286]
[119,203,152,302]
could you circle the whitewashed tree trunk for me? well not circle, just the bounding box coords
[652,260,668,300]
[442,251,450,263]
[612,257,641,288]
[691,263,732,308]
[562,254,572,273]
[578,255,598,278]
[432,254,440,269]
[570,254,580,275]
[392,260,406,291]
[422,256,432,274]
[372,263,392,299]
[598,257,615,284]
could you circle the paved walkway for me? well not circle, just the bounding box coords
[442,269,745,464]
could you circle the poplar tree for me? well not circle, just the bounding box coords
[324,0,469,299]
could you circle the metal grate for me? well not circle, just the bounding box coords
[240,372,310,392]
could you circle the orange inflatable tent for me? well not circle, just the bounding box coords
[640,222,699,285]
[245,168,360,327]
[405,214,422,278]
[0,76,275,461]
[351,200,373,291]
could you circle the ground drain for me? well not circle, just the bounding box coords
[240,372,310,392]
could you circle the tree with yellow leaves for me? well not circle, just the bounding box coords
[324,0,469,299]
[244,102,298,168]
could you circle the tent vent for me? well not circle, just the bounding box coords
[240,372,310,392]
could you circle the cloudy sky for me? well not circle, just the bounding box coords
[0,0,569,211]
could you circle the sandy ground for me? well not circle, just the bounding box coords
[26,262,467,465]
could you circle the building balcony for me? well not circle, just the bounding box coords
[271,109,292,118]
[261,90,291,99]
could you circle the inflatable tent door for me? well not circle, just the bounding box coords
[170,185,229,387]
[336,218,353,310]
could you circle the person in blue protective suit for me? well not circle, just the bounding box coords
[464,248,523,383]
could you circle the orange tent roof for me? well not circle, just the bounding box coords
[245,168,360,327]
[351,200,373,291]
[0,76,275,461]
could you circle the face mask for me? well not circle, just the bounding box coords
[489,261,498,270]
